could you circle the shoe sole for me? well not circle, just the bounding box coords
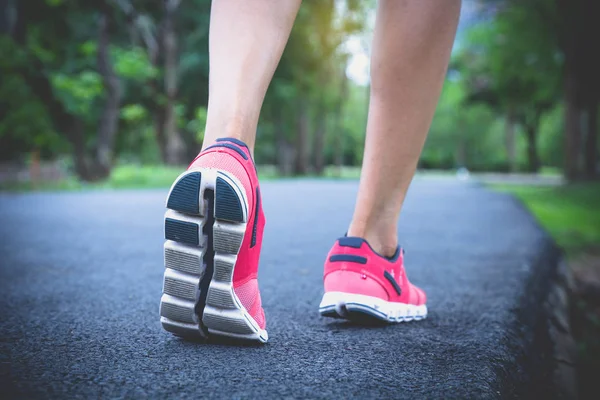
[160,168,268,343]
[318,292,427,323]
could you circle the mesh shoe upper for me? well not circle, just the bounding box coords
[323,237,426,306]
[189,138,266,329]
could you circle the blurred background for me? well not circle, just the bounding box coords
[0,0,599,396]
[1,0,598,186]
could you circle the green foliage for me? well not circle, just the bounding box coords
[0,164,280,192]
[51,71,103,116]
[120,104,148,122]
[188,107,208,142]
[425,79,525,171]
[0,0,574,180]
[107,164,184,188]
[0,37,66,159]
[117,104,159,164]
[112,46,158,80]
[254,0,372,168]
[538,104,564,167]
[424,0,564,172]
[337,83,368,166]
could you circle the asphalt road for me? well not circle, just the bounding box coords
[0,179,556,399]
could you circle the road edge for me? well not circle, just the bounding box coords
[501,196,578,399]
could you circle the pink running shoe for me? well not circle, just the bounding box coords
[160,138,268,342]
[319,237,427,323]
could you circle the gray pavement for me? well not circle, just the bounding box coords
[0,180,559,399]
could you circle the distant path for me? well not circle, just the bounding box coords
[0,180,562,398]
[413,170,564,186]
[470,172,564,186]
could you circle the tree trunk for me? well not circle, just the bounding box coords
[584,100,598,178]
[294,97,309,175]
[333,73,348,174]
[13,24,93,180]
[313,106,326,175]
[275,106,293,176]
[557,0,599,181]
[94,10,121,179]
[580,0,600,178]
[505,107,517,172]
[30,149,40,183]
[162,0,184,165]
[0,0,13,34]
[69,119,93,180]
[10,0,110,182]
[120,0,166,163]
[456,130,467,168]
[525,123,540,173]
[183,105,202,160]
[25,64,91,180]
[153,109,167,162]
[564,68,582,180]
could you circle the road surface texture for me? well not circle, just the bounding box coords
[0,180,561,399]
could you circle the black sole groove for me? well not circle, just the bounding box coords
[196,188,215,336]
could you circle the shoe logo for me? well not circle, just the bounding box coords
[329,254,367,264]
[384,270,402,296]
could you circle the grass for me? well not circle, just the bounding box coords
[106,164,363,184]
[108,164,283,187]
[0,178,82,192]
[0,165,180,192]
[0,165,186,192]
[538,166,563,177]
[0,164,284,192]
[492,183,600,256]
[0,164,458,192]
[106,165,184,188]
[1,164,362,192]
[323,166,362,179]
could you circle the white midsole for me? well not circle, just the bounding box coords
[319,291,427,322]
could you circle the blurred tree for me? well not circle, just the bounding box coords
[460,0,600,179]
[424,79,510,172]
[111,0,188,165]
[96,1,122,177]
[1,0,122,180]
[0,0,211,177]
[267,0,370,175]
[2,0,597,182]
[0,0,379,180]
[176,0,211,160]
[458,0,561,173]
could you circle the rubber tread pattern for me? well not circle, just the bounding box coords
[215,177,244,222]
[165,218,199,246]
[167,172,201,214]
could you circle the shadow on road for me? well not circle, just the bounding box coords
[165,335,266,348]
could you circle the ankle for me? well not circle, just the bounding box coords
[347,221,398,259]
[202,114,256,154]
